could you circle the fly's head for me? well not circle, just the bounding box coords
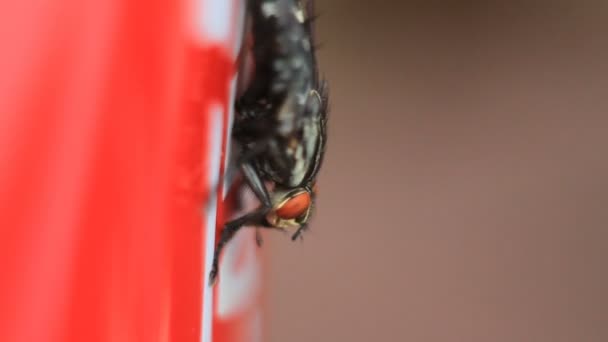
[264,183,318,229]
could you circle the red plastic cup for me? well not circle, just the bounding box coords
[0,0,261,341]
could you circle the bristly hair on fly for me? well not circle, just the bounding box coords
[208,0,331,286]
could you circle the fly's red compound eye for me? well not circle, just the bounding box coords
[275,192,311,219]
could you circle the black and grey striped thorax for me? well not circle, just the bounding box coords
[235,0,329,188]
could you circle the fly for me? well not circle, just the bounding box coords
[209,0,329,285]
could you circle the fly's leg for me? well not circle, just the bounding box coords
[241,161,271,208]
[291,223,308,241]
[255,229,264,247]
[209,210,267,286]
[254,226,286,247]
[241,160,272,250]
[200,135,270,217]
[209,159,282,285]
[240,161,286,246]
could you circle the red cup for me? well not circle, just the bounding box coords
[0,0,261,341]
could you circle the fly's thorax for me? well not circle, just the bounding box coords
[259,88,324,187]
[265,187,313,228]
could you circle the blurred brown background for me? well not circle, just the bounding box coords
[263,1,608,341]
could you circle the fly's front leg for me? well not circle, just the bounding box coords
[209,160,280,285]
[200,135,268,218]
[209,210,266,286]
[240,161,285,247]
[241,161,272,248]
[241,161,272,208]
